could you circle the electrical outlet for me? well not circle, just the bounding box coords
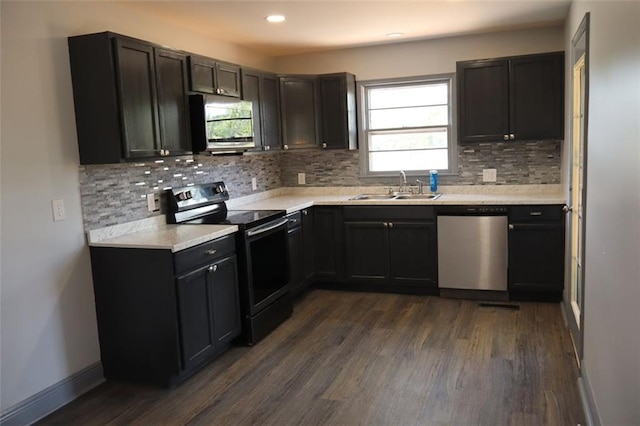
[483,169,497,182]
[52,199,66,221]
[146,193,156,212]
[298,173,306,185]
[251,177,257,191]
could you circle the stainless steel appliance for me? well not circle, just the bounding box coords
[437,206,508,292]
[189,95,255,154]
[166,182,291,345]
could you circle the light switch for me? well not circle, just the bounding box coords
[483,169,497,182]
[146,194,156,212]
[298,173,306,185]
[52,199,66,221]
[251,177,258,191]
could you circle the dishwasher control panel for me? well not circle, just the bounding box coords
[436,205,508,216]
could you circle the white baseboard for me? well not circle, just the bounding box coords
[0,362,104,425]
[578,364,601,426]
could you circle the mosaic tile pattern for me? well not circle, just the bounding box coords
[79,140,560,231]
[80,152,281,231]
[280,140,561,187]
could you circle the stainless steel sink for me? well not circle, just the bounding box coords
[349,193,442,201]
[393,193,442,200]
[349,194,397,200]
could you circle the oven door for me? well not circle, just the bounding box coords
[243,217,290,316]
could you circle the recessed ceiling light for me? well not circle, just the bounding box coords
[266,15,286,23]
[386,32,404,38]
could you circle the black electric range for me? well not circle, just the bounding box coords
[166,182,292,345]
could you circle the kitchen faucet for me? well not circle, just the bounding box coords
[399,170,407,192]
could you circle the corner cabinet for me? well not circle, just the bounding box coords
[89,234,241,387]
[280,75,320,150]
[343,206,438,294]
[508,205,565,302]
[68,32,191,164]
[457,52,564,143]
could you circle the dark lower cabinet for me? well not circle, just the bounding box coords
[287,209,315,295]
[89,235,240,387]
[302,208,315,282]
[508,205,565,301]
[343,206,438,294]
[313,206,344,281]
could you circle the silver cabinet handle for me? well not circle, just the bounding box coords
[508,224,514,230]
[509,134,515,140]
[205,249,217,256]
[322,143,327,149]
[503,135,509,140]
[388,222,394,228]
[529,212,543,216]
[383,222,388,228]
[208,264,218,273]
[563,205,573,213]
[302,210,308,216]
[165,149,170,156]
[283,144,289,150]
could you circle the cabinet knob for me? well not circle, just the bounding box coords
[503,135,509,141]
[208,264,218,273]
[509,134,515,140]
[563,205,573,213]
[205,249,217,256]
[216,88,224,95]
[388,222,394,228]
[302,210,308,216]
[322,143,327,149]
[508,224,514,230]
[165,149,170,156]
[284,144,289,150]
[265,145,270,151]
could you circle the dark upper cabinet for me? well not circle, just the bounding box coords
[240,69,263,150]
[508,205,565,301]
[188,55,241,97]
[68,32,191,164]
[318,73,357,150]
[154,48,192,156]
[280,76,320,150]
[261,73,283,151]
[241,69,282,152]
[457,52,564,143]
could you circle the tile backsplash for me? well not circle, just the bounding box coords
[280,140,561,186]
[79,139,560,231]
[79,152,281,231]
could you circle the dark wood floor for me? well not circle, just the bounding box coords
[40,290,585,425]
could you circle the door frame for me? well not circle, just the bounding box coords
[564,12,590,366]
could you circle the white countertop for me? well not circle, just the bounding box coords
[87,185,565,252]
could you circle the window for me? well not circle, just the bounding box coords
[358,74,456,176]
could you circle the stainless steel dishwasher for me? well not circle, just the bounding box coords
[437,206,508,291]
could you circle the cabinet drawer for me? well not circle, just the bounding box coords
[344,206,434,221]
[174,235,236,274]
[509,205,563,222]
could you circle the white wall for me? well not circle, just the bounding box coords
[565,1,640,423]
[273,26,564,79]
[0,1,269,412]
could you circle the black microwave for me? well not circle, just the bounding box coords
[189,94,255,154]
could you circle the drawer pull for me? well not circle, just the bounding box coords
[509,224,515,230]
[208,264,218,273]
[529,212,543,216]
[205,249,217,256]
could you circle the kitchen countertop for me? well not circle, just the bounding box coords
[88,185,565,252]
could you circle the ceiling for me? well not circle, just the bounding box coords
[117,0,571,56]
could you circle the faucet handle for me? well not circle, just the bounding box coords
[384,186,394,194]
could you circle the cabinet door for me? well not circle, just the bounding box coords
[280,76,319,149]
[288,227,306,294]
[314,207,343,281]
[457,59,510,143]
[155,48,191,156]
[509,53,564,140]
[261,73,282,151]
[188,55,216,94]
[318,73,357,150]
[344,221,387,282]
[176,265,216,371]
[302,208,315,282]
[215,62,241,97]
[508,222,565,295]
[210,255,242,346]
[114,38,161,158]
[241,70,263,150]
[388,222,437,288]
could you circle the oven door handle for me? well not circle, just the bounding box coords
[246,218,289,237]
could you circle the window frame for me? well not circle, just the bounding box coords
[357,73,458,178]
